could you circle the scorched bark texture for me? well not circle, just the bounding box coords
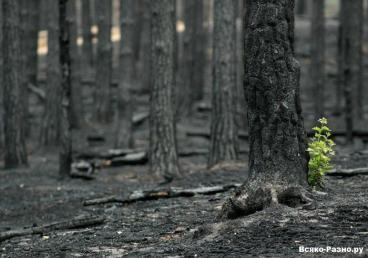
[2,0,28,168]
[149,0,180,181]
[209,0,238,167]
[220,0,310,219]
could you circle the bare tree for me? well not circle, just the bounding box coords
[209,0,238,167]
[2,0,28,168]
[59,0,72,177]
[95,0,112,123]
[115,0,135,148]
[150,0,180,181]
[310,0,325,120]
[41,0,62,146]
[220,0,310,219]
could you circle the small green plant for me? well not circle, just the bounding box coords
[307,117,335,188]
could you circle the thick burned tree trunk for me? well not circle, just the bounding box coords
[41,1,62,146]
[59,0,72,177]
[208,0,238,167]
[150,0,180,181]
[115,0,134,148]
[68,0,85,129]
[81,0,94,76]
[95,0,112,123]
[2,0,28,168]
[310,0,325,120]
[220,0,310,219]
[340,0,363,143]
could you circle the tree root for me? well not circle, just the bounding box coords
[219,183,313,220]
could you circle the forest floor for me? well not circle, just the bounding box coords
[1,18,368,257]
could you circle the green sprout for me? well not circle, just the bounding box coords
[307,117,335,188]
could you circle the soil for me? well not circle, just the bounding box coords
[1,18,368,258]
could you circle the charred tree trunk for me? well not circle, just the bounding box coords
[2,0,28,168]
[340,0,363,143]
[59,0,72,177]
[115,0,134,148]
[68,0,85,129]
[95,0,112,123]
[220,0,310,219]
[150,0,180,181]
[209,0,238,167]
[81,0,94,77]
[41,1,62,146]
[310,0,325,120]
[0,2,3,152]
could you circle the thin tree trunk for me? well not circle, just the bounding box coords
[41,1,62,146]
[68,0,85,129]
[209,0,238,167]
[341,0,363,143]
[115,0,134,148]
[150,0,180,181]
[95,0,112,123]
[2,0,28,168]
[81,0,94,78]
[310,0,325,120]
[59,0,72,177]
[138,0,151,93]
[221,0,309,219]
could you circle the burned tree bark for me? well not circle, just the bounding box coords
[220,0,310,219]
[138,0,151,93]
[115,0,134,148]
[150,0,180,181]
[340,0,363,143]
[209,0,238,167]
[68,0,85,129]
[2,0,28,168]
[310,0,325,120]
[41,1,62,146]
[59,0,72,177]
[95,0,112,123]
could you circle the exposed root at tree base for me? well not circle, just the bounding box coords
[219,183,314,220]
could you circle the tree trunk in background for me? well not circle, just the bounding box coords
[138,0,151,93]
[192,0,205,102]
[41,1,62,146]
[340,0,363,143]
[336,0,344,115]
[220,0,309,219]
[81,0,94,79]
[69,0,85,129]
[95,0,112,123]
[2,0,28,168]
[150,0,180,181]
[181,0,206,114]
[115,0,134,148]
[0,2,3,152]
[59,0,72,177]
[20,0,39,137]
[209,0,238,167]
[310,0,325,120]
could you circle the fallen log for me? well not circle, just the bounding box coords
[109,152,148,166]
[178,148,249,157]
[75,148,138,160]
[327,167,368,177]
[83,184,241,206]
[0,215,105,242]
[132,112,149,126]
